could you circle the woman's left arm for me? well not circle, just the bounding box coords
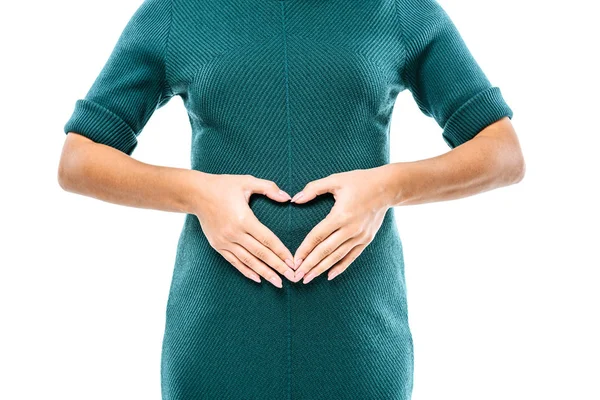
[290,117,524,283]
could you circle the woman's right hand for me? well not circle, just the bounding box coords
[190,171,297,288]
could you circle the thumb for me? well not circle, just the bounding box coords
[248,177,292,203]
[291,176,336,204]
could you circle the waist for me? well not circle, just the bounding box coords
[181,196,400,254]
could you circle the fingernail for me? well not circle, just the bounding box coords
[294,258,303,269]
[328,270,339,281]
[249,274,261,283]
[291,192,304,202]
[271,277,283,288]
[279,189,291,199]
[295,270,305,281]
[285,258,294,269]
[284,270,295,281]
[303,273,314,284]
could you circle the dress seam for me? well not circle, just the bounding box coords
[279,2,293,399]
[393,0,409,91]
[163,0,175,98]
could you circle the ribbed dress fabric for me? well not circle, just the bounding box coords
[63,0,513,398]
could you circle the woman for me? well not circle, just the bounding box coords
[59,0,525,398]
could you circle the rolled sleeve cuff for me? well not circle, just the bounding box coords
[63,99,138,155]
[442,86,513,149]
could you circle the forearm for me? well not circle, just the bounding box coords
[382,119,525,207]
[58,133,204,214]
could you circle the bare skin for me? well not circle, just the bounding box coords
[58,132,297,288]
[58,116,524,286]
[290,117,525,283]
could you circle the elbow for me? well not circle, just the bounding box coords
[500,147,526,186]
[57,133,89,192]
[512,152,526,184]
[474,118,525,187]
[57,149,78,192]
[57,156,74,192]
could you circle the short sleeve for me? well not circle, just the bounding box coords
[63,0,174,155]
[397,0,513,148]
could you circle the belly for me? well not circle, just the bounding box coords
[164,205,412,399]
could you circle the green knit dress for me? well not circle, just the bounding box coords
[63,0,513,398]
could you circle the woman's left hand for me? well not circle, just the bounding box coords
[290,165,394,283]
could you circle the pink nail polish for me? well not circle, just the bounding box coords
[285,258,294,269]
[303,273,314,284]
[292,192,304,202]
[328,270,338,280]
[284,270,295,281]
[294,258,303,269]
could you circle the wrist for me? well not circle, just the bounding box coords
[183,169,212,215]
[378,163,409,208]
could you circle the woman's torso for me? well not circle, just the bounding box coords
[161,1,413,398]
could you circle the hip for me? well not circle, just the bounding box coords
[167,205,408,320]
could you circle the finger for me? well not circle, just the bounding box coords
[327,244,366,281]
[302,237,357,284]
[291,175,338,204]
[245,213,295,269]
[247,176,291,203]
[235,232,296,282]
[293,213,345,270]
[294,225,353,280]
[219,249,261,283]
[231,242,283,288]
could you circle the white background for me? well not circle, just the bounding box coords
[1,0,598,399]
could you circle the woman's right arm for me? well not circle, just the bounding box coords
[58,132,296,288]
[59,1,297,287]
